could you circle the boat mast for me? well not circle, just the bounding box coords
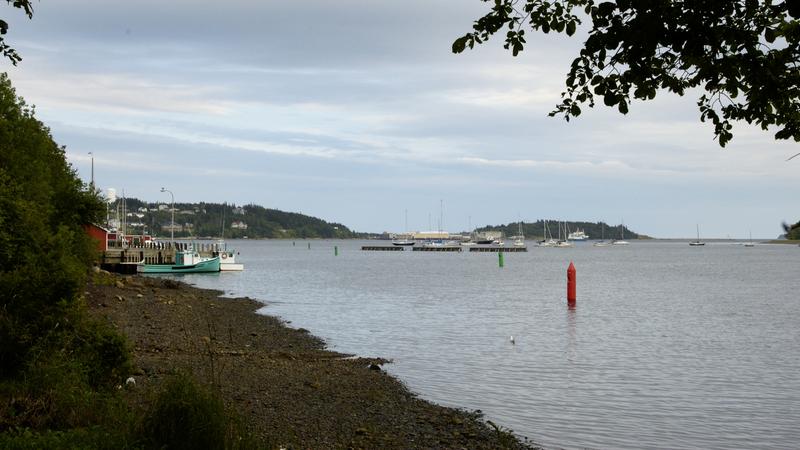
[221,203,226,240]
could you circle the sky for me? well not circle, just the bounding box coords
[4,1,798,238]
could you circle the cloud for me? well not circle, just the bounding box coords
[4,0,796,237]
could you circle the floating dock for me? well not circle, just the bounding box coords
[412,246,462,252]
[469,246,527,252]
[361,246,405,251]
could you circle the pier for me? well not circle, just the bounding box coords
[100,242,222,273]
[469,246,527,252]
[412,246,462,252]
[361,246,405,251]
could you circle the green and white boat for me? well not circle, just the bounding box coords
[137,250,220,273]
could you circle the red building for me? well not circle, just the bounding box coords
[83,223,110,253]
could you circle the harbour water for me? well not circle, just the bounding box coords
[178,240,800,449]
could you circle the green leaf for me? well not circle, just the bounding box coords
[566,21,576,36]
[452,36,468,54]
[765,28,776,43]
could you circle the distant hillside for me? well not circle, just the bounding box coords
[107,198,357,239]
[476,220,648,240]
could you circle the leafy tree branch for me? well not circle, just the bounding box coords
[1,0,34,65]
[454,0,800,147]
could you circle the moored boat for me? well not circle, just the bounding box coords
[212,240,244,271]
[392,239,415,246]
[138,250,221,273]
[689,224,705,246]
[216,249,244,271]
[568,229,589,240]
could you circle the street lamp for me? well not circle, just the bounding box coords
[88,152,94,191]
[160,187,174,243]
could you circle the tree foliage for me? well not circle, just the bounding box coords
[110,197,356,239]
[782,220,800,239]
[0,72,108,377]
[1,0,33,65]
[454,0,800,146]
[476,219,642,239]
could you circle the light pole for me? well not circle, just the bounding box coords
[160,187,174,243]
[88,152,94,190]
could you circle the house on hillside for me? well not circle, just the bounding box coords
[231,221,248,230]
[161,223,183,233]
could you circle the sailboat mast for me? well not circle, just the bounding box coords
[221,203,226,240]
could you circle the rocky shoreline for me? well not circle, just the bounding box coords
[86,273,537,449]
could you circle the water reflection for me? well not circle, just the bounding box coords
[566,308,577,364]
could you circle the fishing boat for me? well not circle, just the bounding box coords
[689,224,705,246]
[213,241,244,271]
[215,208,244,271]
[138,250,221,273]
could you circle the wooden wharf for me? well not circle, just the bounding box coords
[412,246,462,252]
[361,246,405,251]
[469,246,527,252]
[101,242,220,273]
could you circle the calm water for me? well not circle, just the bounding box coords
[177,240,800,450]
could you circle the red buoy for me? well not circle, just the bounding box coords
[567,261,576,306]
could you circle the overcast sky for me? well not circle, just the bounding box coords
[5,1,798,238]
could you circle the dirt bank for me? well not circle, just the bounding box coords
[86,273,536,449]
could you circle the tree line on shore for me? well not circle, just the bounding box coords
[475,220,645,240]
[111,197,357,239]
[0,73,255,448]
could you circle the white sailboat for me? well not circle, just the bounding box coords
[538,220,558,247]
[392,209,416,246]
[555,221,574,247]
[593,222,610,247]
[612,221,630,245]
[511,221,526,247]
[744,230,755,247]
[689,224,705,246]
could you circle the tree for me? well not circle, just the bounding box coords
[782,220,800,239]
[0,72,108,376]
[453,0,800,147]
[1,0,33,65]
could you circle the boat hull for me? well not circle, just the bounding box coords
[392,241,415,246]
[220,262,244,271]
[138,256,221,273]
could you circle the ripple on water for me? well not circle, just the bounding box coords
[182,240,800,450]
